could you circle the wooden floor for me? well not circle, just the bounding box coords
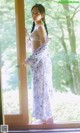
[9,128,80,133]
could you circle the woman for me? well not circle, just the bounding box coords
[26,4,54,124]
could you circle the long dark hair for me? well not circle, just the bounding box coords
[31,4,48,35]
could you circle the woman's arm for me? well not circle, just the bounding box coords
[37,24,47,45]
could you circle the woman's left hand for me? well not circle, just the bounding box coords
[22,59,27,66]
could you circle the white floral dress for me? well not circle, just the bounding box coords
[27,26,54,120]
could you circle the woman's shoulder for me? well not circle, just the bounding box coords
[36,24,46,37]
[35,24,44,30]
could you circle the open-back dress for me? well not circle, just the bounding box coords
[27,25,54,120]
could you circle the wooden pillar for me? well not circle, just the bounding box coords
[15,0,29,123]
[0,48,4,124]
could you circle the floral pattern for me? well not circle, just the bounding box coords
[26,38,54,121]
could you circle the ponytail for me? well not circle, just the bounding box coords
[31,22,35,33]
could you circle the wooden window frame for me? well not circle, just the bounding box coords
[5,0,29,125]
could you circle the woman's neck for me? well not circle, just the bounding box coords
[35,20,43,25]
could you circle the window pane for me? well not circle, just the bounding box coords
[24,0,80,123]
[0,0,20,114]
